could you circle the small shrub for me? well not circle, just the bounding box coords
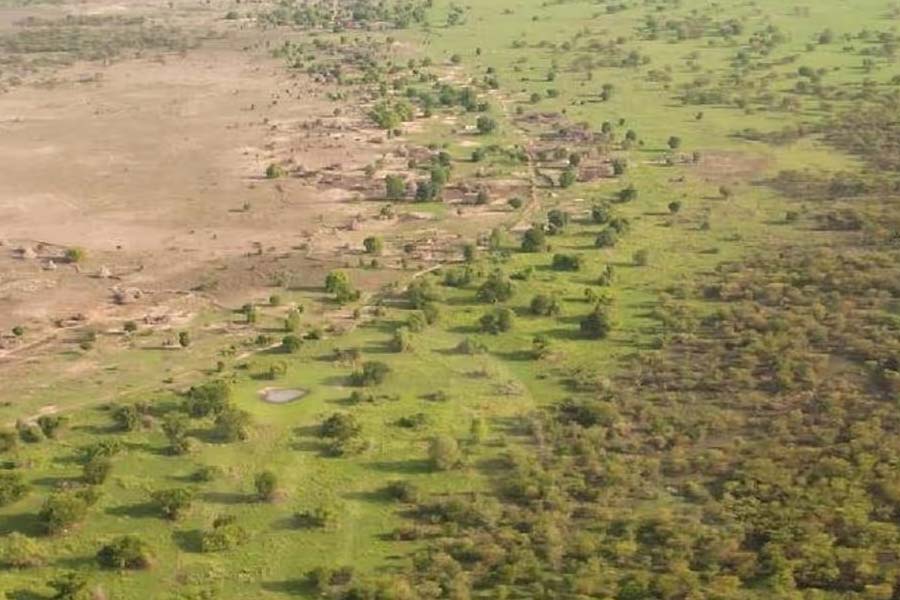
[479,307,515,334]
[455,337,487,355]
[201,515,249,552]
[281,334,303,353]
[0,471,28,506]
[551,253,583,271]
[265,163,284,179]
[595,228,618,248]
[150,488,193,520]
[350,361,390,386]
[82,457,112,486]
[580,305,612,339]
[385,480,420,503]
[429,435,462,471]
[294,506,336,529]
[254,471,278,502]
[633,249,650,266]
[1,532,46,568]
[39,491,90,534]
[96,535,153,570]
[530,294,561,316]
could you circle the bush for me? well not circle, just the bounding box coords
[363,236,383,255]
[547,209,569,233]
[407,312,427,332]
[17,420,43,444]
[443,266,474,288]
[294,506,336,529]
[406,277,441,308]
[385,480,420,503]
[598,264,615,286]
[214,407,253,442]
[480,308,515,334]
[552,253,583,271]
[385,174,407,200]
[96,535,153,570]
[81,439,123,462]
[320,413,362,441]
[633,249,650,266]
[520,225,548,252]
[617,185,638,202]
[455,337,487,355]
[325,270,360,304]
[39,491,90,534]
[476,270,514,303]
[1,532,46,568]
[201,515,249,552]
[255,471,278,502]
[82,457,112,485]
[0,471,28,507]
[476,115,497,134]
[65,247,86,263]
[530,294,561,316]
[595,228,619,248]
[281,334,303,353]
[580,305,612,339]
[47,571,89,600]
[184,380,232,418]
[112,404,140,432]
[508,196,524,209]
[558,168,577,188]
[36,415,67,439]
[350,361,390,386]
[284,309,302,333]
[265,163,284,179]
[151,488,193,520]
[162,413,191,455]
[0,429,17,453]
[429,435,462,471]
[389,327,413,352]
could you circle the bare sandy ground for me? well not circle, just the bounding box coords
[0,3,389,344]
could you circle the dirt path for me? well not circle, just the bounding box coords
[495,94,541,232]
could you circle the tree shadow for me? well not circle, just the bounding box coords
[0,511,44,537]
[342,489,391,505]
[537,327,584,341]
[53,555,95,570]
[171,528,203,553]
[367,459,432,475]
[31,475,77,489]
[105,502,159,520]
[261,580,316,596]
[270,516,298,532]
[447,324,479,335]
[200,491,249,505]
[72,423,119,435]
[491,349,536,362]
[7,590,48,600]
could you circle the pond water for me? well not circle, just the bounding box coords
[260,388,308,404]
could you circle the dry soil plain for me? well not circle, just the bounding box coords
[1,0,900,599]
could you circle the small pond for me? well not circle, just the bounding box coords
[259,388,308,404]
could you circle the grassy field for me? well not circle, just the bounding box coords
[2,0,900,598]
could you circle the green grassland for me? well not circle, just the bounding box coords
[2,0,900,598]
